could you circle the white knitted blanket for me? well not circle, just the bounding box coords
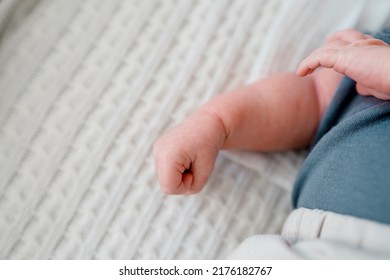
[0,0,388,259]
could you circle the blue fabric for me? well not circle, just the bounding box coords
[292,28,390,225]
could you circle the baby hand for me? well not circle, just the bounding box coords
[153,110,226,195]
[297,28,390,100]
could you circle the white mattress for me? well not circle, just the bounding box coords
[0,0,388,259]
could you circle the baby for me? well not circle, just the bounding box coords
[153,28,390,257]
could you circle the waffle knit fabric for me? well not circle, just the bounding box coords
[0,0,389,259]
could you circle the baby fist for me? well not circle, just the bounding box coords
[153,111,226,195]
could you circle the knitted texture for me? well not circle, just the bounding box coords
[0,0,388,259]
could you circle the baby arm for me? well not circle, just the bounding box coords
[297,28,390,99]
[153,70,342,195]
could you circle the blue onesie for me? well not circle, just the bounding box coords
[292,27,390,225]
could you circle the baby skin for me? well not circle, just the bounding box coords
[153,28,390,195]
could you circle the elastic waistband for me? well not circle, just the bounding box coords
[282,208,390,254]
